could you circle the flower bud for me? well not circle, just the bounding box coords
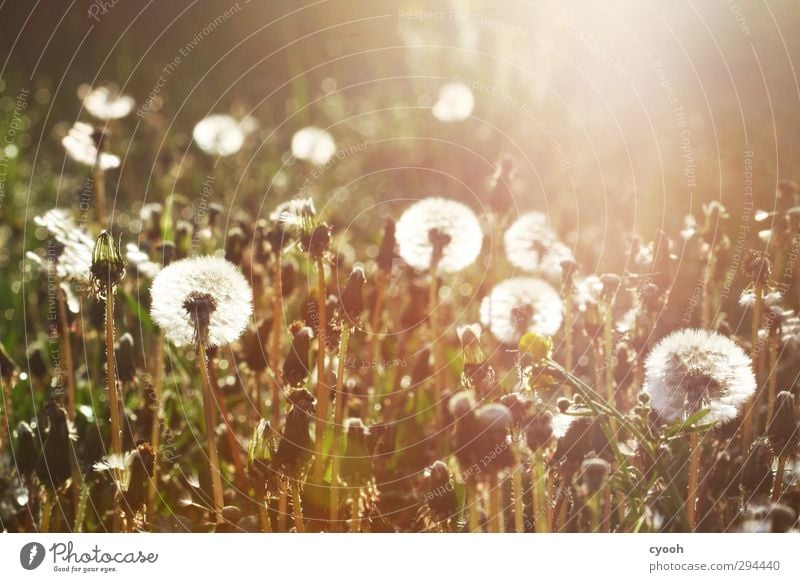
[282,325,312,388]
[90,230,125,298]
[580,456,611,494]
[741,437,774,495]
[115,332,136,383]
[524,410,553,451]
[339,265,366,326]
[341,418,373,489]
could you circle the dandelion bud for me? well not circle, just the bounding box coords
[174,220,194,258]
[242,318,272,373]
[35,401,73,489]
[224,227,246,266]
[156,241,176,267]
[282,326,312,387]
[27,344,48,380]
[424,460,458,523]
[0,342,19,385]
[339,264,366,326]
[274,388,315,479]
[376,218,397,272]
[123,442,155,511]
[741,437,774,495]
[580,457,610,494]
[499,392,532,426]
[524,410,553,451]
[518,332,553,366]
[557,397,571,413]
[554,416,611,467]
[638,392,650,405]
[90,231,125,298]
[766,503,797,533]
[457,323,484,366]
[767,391,798,455]
[301,223,332,260]
[207,203,225,230]
[247,418,274,469]
[14,421,38,475]
[115,332,136,383]
[341,418,373,488]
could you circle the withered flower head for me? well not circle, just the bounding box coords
[90,230,125,298]
[341,418,373,489]
[741,437,774,495]
[524,410,553,451]
[282,325,313,388]
[338,264,366,327]
[274,388,316,480]
[115,332,136,383]
[423,460,458,523]
[741,250,771,285]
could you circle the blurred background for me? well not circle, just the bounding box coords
[1,0,799,340]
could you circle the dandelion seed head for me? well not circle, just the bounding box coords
[291,126,336,165]
[395,197,482,273]
[643,328,756,424]
[504,211,573,279]
[271,198,316,230]
[432,82,474,122]
[150,256,253,347]
[193,114,253,156]
[479,277,563,344]
[80,85,135,120]
[62,122,120,169]
[33,209,93,280]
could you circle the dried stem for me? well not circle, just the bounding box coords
[429,270,443,425]
[772,455,787,502]
[198,342,224,524]
[291,479,305,532]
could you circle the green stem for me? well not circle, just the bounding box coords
[198,342,224,524]
[512,432,524,532]
[270,253,283,429]
[147,331,164,516]
[312,257,329,484]
[329,327,351,531]
[429,271,443,425]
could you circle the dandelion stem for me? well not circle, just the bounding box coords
[147,331,164,516]
[312,257,329,485]
[0,374,11,457]
[104,288,123,529]
[429,270,443,425]
[278,485,288,532]
[564,286,574,374]
[291,479,305,532]
[742,281,764,450]
[198,342,224,524]
[602,305,617,434]
[512,432,524,533]
[93,165,107,229]
[771,454,787,502]
[270,253,283,429]
[767,331,778,422]
[73,483,90,533]
[532,449,549,532]
[258,498,273,532]
[487,476,504,533]
[602,487,611,532]
[467,480,481,532]
[55,285,76,422]
[687,431,700,531]
[350,488,362,533]
[39,488,52,533]
[329,326,351,531]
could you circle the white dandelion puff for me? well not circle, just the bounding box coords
[192,114,255,157]
[432,82,474,123]
[33,209,93,280]
[642,328,756,425]
[739,289,782,308]
[479,277,563,344]
[80,85,135,120]
[150,256,253,347]
[61,122,120,169]
[395,197,482,274]
[504,211,573,279]
[291,126,336,165]
[270,198,316,230]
